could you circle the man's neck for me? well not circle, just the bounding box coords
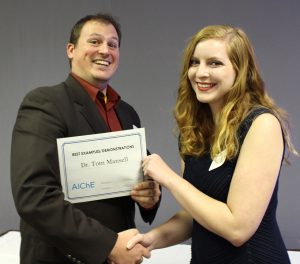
[71,72,108,95]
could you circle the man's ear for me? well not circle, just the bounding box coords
[66,43,75,60]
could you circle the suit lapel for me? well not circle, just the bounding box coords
[115,104,133,131]
[64,75,110,133]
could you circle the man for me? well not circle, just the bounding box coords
[11,13,161,264]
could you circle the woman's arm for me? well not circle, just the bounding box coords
[127,210,193,250]
[142,113,284,246]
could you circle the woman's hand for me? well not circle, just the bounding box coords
[108,229,150,264]
[142,154,177,187]
[127,232,155,251]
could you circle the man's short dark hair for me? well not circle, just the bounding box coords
[69,13,122,47]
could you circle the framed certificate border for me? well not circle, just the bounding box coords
[57,128,146,203]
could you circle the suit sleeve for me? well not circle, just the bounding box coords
[11,88,117,264]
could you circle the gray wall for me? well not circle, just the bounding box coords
[1,0,299,249]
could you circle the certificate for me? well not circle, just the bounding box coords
[57,128,147,203]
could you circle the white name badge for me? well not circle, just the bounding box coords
[57,128,147,203]
[209,150,227,171]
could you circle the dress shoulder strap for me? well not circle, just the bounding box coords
[237,107,273,146]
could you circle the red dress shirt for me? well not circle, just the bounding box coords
[72,73,122,131]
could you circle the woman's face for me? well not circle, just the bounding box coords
[188,38,236,115]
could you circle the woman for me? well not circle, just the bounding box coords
[127,25,298,263]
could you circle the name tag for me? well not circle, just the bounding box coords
[209,150,227,171]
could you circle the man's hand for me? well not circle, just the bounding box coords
[131,180,161,209]
[108,229,150,264]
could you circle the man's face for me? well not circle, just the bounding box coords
[67,20,120,89]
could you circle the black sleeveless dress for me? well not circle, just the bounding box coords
[183,108,291,264]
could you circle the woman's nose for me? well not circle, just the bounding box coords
[195,65,210,77]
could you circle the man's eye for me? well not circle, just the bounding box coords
[89,39,99,45]
[108,41,119,49]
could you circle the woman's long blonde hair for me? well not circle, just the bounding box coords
[174,25,297,162]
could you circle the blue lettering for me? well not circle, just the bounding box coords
[72,182,95,190]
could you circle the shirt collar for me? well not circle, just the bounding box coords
[71,73,121,103]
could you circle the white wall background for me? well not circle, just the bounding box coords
[0,0,299,249]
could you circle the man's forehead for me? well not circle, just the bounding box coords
[80,21,118,38]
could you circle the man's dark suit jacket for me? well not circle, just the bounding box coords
[11,75,158,264]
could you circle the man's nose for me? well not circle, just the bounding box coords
[98,43,109,54]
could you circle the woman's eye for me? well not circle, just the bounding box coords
[190,59,199,66]
[210,60,223,67]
